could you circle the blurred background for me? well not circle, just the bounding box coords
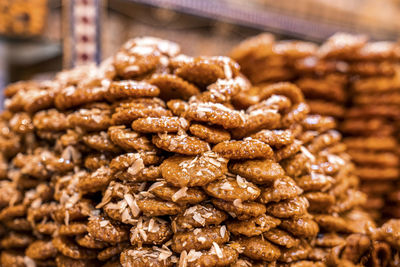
[1,0,400,101]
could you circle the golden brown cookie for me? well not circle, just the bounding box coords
[149,74,200,100]
[318,32,368,59]
[108,125,155,152]
[184,102,245,129]
[33,109,70,131]
[152,133,210,155]
[87,216,129,243]
[280,217,319,238]
[189,123,231,144]
[174,57,226,87]
[227,214,280,237]
[106,80,160,101]
[172,204,228,231]
[203,176,261,202]
[83,132,121,153]
[229,159,285,184]
[150,181,207,205]
[171,225,229,253]
[55,86,106,110]
[130,217,173,246]
[68,108,111,131]
[120,247,176,267]
[185,245,239,267]
[213,139,273,160]
[59,223,88,236]
[112,99,172,125]
[136,197,184,216]
[25,240,58,260]
[131,116,189,133]
[264,228,300,248]
[160,152,227,187]
[259,176,303,203]
[265,196,309,218]
[211,199,266,220]
[251,129,294,148]
[52,236,97,260]
[239,236,281,261]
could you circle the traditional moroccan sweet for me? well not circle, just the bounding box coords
[232,33,400,223]
[0,36,398,267]
[318,33,400,221]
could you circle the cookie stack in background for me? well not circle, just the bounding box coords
[318,33,400,221]
[230,33,348,121]
[0,36,397,266]
[0,81,63,266]
[294,53,348,121]
[229,33,316,85]
[232,33,400,222]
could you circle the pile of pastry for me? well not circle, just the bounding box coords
[0,37,399,267]
[323,34,400,221]
[233,33,400,223]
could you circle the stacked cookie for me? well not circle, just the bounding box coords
[294,61,348,121]
[230,34,348,120]
[0,36,391,266]
[318,33,400,221]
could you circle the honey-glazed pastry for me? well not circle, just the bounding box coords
[0,35,392,267]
